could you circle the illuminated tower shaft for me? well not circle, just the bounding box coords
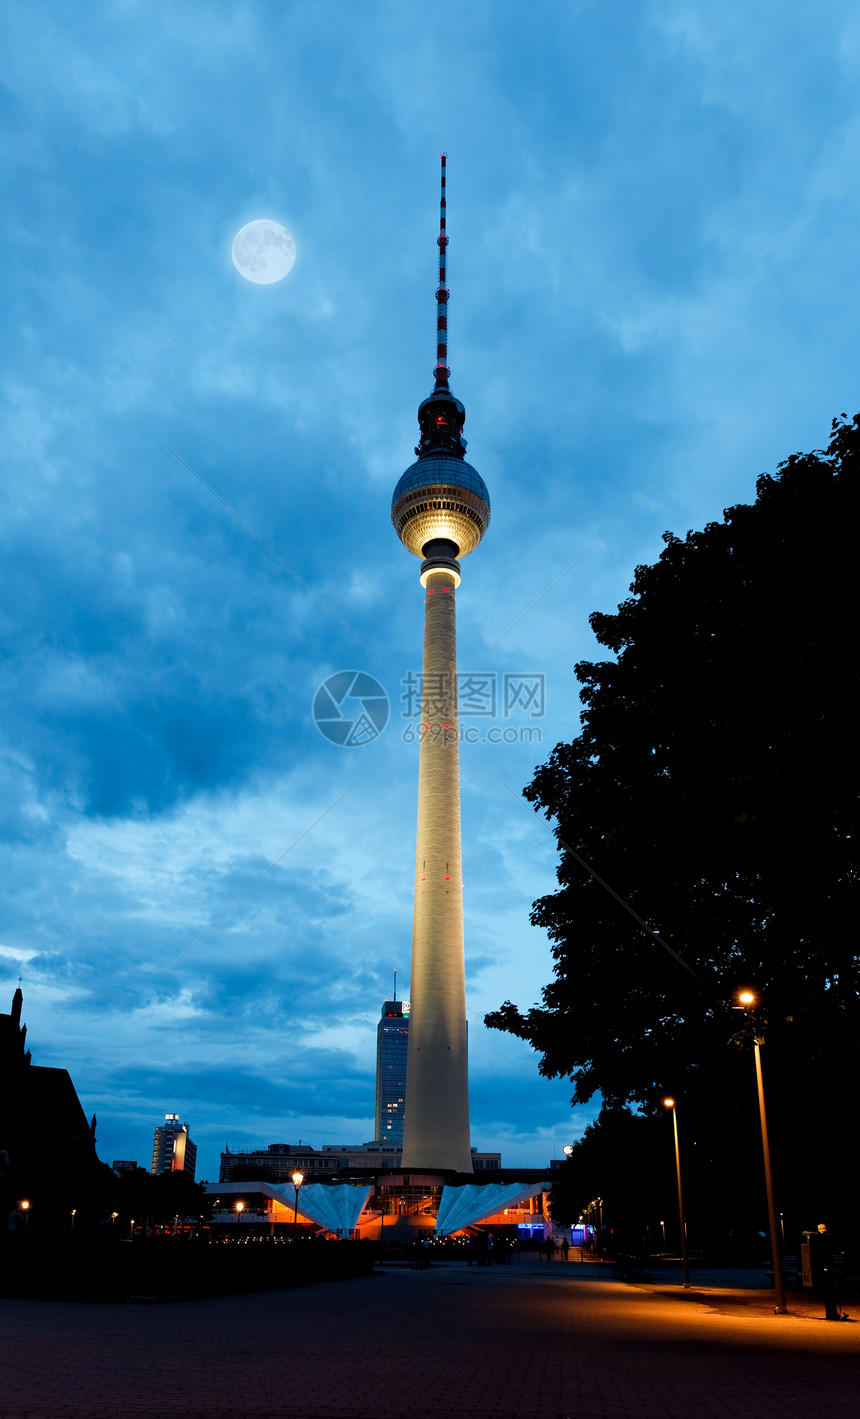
[392,154,490,1174]
[401,562,471,1171]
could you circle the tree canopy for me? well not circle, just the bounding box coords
[487,414,859,1232]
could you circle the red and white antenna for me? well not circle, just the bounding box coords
[434,153,450,388]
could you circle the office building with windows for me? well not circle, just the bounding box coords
[374,998,409,1145]
[151,1114,197,1180]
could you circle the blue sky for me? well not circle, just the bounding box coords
[2,1,859,1178]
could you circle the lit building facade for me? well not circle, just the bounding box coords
[219,1141,501,1183]
[392,155,490,1173]
[374,998,409,1145]
[151,1114,197,1180]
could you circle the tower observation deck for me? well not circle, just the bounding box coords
[392,155,490,1173]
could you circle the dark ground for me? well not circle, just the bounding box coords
[1,1257,857,1419]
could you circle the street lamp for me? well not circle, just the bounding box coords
[235,1200,245,1235]
[732,985,788,1314]
[562,1144,575,1158]
[662,1098,691,1288]
[70,1208,76,1234]
[660,1220,666,1254]
[291,1171,304,1240]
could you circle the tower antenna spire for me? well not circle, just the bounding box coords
[393,968,397,1002]
[434,152,450,389]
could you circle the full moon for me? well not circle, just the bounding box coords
[232,219,296,284]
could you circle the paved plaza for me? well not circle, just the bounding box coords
[1,1258,857,1419]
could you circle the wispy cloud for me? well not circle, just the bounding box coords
[2,0,858,1177]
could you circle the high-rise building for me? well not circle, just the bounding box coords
[392,156,490,1173]
[374,998,409,1145]
[151,1114,197,1180]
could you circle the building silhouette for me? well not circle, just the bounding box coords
[111,1159,139,1176]
[151,1114,197,1180]
[374,997,409,1145]
[0,988,101,1219]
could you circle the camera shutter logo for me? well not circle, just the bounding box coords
[313,671,390,747]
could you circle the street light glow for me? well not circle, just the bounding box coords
[235,1201,245,1213]
[291,1171,304,1188]
[562,1144,575,1157]
[662,1097,675,1109]
[732,985,761,1010]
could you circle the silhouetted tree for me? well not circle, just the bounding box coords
[550,1109,674,1257]
[112,1167,211,1229]
[488,413,860,1240]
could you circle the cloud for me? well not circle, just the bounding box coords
[2,0,859,1180]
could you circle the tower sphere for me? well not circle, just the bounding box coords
[391,388,491,559]
[392,456,490,559]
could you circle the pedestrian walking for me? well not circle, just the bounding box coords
[809,1224,851,1322]
[545,1237,555,1262]
[561,1237,570,1262]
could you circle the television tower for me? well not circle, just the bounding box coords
[392,155,491,1172]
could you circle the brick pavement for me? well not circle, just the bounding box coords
[1,1259,857,1419]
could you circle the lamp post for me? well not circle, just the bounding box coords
[732,986,787,1315]
[660,1219,666,1255]
[662,1098,691,1288]
[291,1171,304,1240]
[70,1208,77,1235]
[562,1144,575,1158]
[235,1200,245,1238]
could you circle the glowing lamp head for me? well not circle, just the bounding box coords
[291,1171,304,1188]
[732,985,761,1011]
[19,1199,30,1210]
[235,1201,245,1213]
[662,1097,676,1110]
[562,1144,575,1157]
